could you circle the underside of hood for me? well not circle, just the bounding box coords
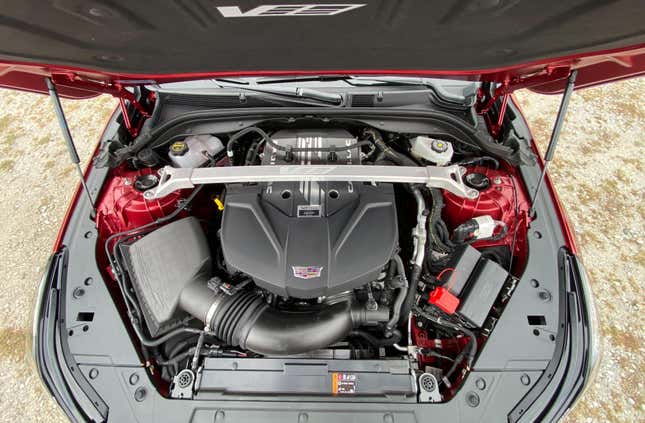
[0,0,644,97]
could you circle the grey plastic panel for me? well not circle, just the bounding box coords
[61,114,141,367]
[79,363,540,423]
[473,100,564,371]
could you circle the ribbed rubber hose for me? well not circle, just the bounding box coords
[179,280,389,355]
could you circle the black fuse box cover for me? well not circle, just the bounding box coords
[457,258,508,327]
[445,245,481,297]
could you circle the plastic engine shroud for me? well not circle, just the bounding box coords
[220,129,398,299]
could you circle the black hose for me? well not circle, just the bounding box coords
[156,346,240,367]
[398,264,422,326]
[180,282,390,355]
[456,156,500,169]
[385,255,408,335]
[350,329,402,348]
[427,188,455,253]
[131,324,204,348]
[364,128,418,167]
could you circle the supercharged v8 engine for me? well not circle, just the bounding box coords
[221,129,398,298]
[97,118,530,402]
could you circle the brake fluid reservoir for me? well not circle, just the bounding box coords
[410,136,453,165]
[168,134,224,167]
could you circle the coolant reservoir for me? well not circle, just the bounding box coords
[168,134,224,167]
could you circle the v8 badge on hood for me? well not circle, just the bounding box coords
[217,4,366,17]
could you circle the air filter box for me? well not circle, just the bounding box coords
[120,217,211,336]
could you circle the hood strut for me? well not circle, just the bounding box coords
[45,77,96,216]
[529,70,578,217]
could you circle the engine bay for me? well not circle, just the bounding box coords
[95,115,532,402]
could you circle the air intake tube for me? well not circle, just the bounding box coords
[179,280,389,355]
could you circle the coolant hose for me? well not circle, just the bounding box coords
[364,128,418,167]
[179,280,389,355]
[385,255,408,336]
[428,188,455,253]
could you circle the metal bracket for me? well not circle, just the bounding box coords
[143,164,480,200]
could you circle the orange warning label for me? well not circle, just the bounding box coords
[332,372,356,395]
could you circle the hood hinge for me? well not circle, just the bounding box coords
[51,73,152,137]
[477,66,572,113]
[477,66,572,138]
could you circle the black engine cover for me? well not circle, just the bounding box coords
[220,129,398,299]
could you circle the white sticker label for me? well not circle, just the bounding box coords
[297,204,321,218]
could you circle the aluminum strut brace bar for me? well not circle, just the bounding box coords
[143,164,480,200]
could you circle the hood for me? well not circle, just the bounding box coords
[0,0,644,98]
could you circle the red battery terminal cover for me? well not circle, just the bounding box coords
[428,286,460,314]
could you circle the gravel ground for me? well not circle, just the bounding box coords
[0,79,643,422]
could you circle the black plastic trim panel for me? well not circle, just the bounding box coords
[33,249,107,423]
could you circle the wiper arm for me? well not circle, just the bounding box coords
[255,75,429,87]
[255,75,352,84]
[213,79,344,106]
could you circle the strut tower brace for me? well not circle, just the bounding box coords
[143,164,481,200]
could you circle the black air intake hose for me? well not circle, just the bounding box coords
[179,280,389,355]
